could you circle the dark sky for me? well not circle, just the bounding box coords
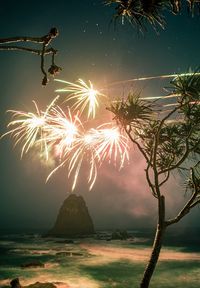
[0,1,200,232]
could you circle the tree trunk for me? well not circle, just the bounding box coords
[140,196,166,288]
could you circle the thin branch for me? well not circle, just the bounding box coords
[0,28,58,45]
[125,126,157,197]
[0,36,47,44]
[166,168,199,226]
[152,104,183,198]
[145,165,157,198]
[159,171,170,187]
[190,199,200,209]
[159,121,200,175]
[146,145,157,198]
[125,126,149,163]
[0,46,57,55]
[159,140,190,175]
[41,43,47,84]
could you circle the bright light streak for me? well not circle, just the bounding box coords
[55,78,105,119]
[107,72,200,87]
[140,94,181,100]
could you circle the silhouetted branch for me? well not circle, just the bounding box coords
[0,46,57,55]
[124,126,158,197]
[0,28,61,85]
[159,171,170,187]
[166,168,200,226]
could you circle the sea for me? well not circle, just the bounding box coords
[0,228,200,288]
[0,229,147,287]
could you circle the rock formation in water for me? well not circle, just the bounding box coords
[47,194,95,237]
[10,279,22,288]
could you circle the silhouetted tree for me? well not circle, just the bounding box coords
[107,71,200,287]
[106,0,200,31]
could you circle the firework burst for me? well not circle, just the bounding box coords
[2,102,47,158]
[46,123,98,191]
[1,97,59,159]
[46,121,129,190]
[44,105,82,156]
[2,78,130,191]
[55,78,105,119]
[86,124,129,168]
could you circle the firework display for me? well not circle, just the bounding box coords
[3,72,195,190]
[2,80,129,190]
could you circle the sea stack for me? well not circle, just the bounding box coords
[47,194,95,237]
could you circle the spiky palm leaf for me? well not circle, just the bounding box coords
[105,0,200,31]
[187,0,200,15]
[170,71,200,101]
[105,0,168,31]
[107,93,155,127]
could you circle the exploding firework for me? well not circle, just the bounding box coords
[2,77,131,191]
[1,97,58,159]
[67,124,129,190]
[44,105,82,156]
[2,102,47,158]
[46,122,129,190]
[55,78,105,119]
[86,124,129,168]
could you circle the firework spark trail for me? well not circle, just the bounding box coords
[55,78,106,119]
[107,72,200,87]
[1,97,59,159]
[140,94,181,100]
[46,122,129,190]
[46,126,98,191]
[44,105,82,157]
[2,102,46,158]
[44,106,94,190]
[88,124,129,168]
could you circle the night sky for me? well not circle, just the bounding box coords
[0,1,200,232]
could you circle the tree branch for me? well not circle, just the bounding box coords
[0,28,58,45]
[152,104,183,198]
[0,28,61,85]
[125,126,149,163]
[190,199,200,209]
[159,171,170,187]
[0,46,57,55]
[159,139,190,175]
[166,168,200,226]
[125,126,157,197]
[158,121,200,175]
[0,36,47,44]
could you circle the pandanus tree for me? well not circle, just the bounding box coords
[107,72,200,287]
[106,0,200,30]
